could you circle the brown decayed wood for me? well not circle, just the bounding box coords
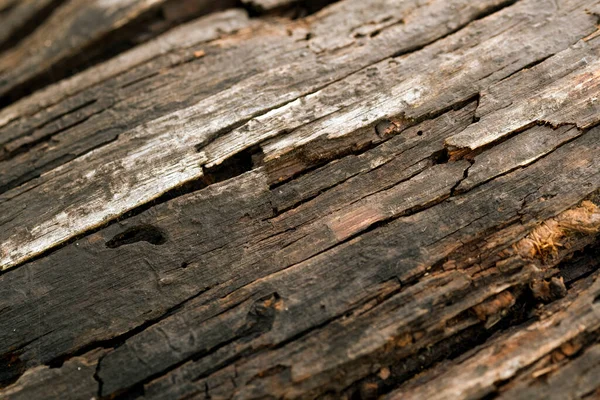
[1,0,600,399]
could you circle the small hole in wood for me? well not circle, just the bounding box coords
[375,119,394,137]
[432,148,450,165]
[201,145,263,185]
[417,130,423,136]
[106,225,167,248]
[0,350,25,386]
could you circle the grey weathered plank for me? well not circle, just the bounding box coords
[1,0,600,399]
[0,8,252,194]
[0,7,251,132]
[0,0,524,270]
[0,0,237,103]
[446,38,600,155]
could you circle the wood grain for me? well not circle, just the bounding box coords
[0,0,527,270]
[1,0,600,399]
[0,0,237,103]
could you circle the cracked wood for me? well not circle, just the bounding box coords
[1,0,600,399]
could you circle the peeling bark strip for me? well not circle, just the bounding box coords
[1,0,600,399]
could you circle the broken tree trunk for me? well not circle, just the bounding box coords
[1,0,600,399]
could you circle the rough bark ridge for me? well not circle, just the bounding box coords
[1,0,600,399]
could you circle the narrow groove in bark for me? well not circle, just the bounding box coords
[0,133,122,195]
[268,95,479,190]
[0,100,101,163]
[96,294,257,398]
[0,0,67,53]
[496,53,554,85]
[26,283,238,390]
[0,98,98,147]
[390,0,518,59]
[454,125,586,195]
[93,356,105,399]
[238,0,340,18]
[270,146,425,220]
[448,120,577,161]
[0,2,236,108]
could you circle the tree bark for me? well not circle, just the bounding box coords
[0,0,600,399]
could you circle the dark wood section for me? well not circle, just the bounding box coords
[1,0,600,399]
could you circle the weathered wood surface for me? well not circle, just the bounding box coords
[1,0,600,399]
[2,0,597,270]
[0,0,238,104]
[0,0,59,51]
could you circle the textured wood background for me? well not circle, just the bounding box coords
[1,0,600,399]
